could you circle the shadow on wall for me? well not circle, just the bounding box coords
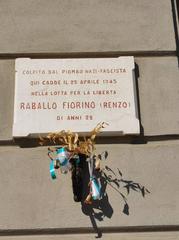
[80,152,150,238]
[81,159,112,238]
[171,0,179,66]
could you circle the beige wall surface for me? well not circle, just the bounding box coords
[0,143,179,230]
[0,0,179,239]
[0,232,179,240]
[0,0,176,53]
[1,57,179,140]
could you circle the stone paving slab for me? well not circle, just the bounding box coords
[0,141,178,229]
[0,0,176,54]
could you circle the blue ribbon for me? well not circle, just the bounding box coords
[91,176,101,200]
[56,147,69,166]
[88,157,101,200]
[49,161,56,179]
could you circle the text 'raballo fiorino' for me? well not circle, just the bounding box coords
[19,101,131,110]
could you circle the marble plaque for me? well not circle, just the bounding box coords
[13,57,140,137]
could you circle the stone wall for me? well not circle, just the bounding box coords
[0,0,179,239]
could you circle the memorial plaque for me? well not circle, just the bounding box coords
[13,57,140,137]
